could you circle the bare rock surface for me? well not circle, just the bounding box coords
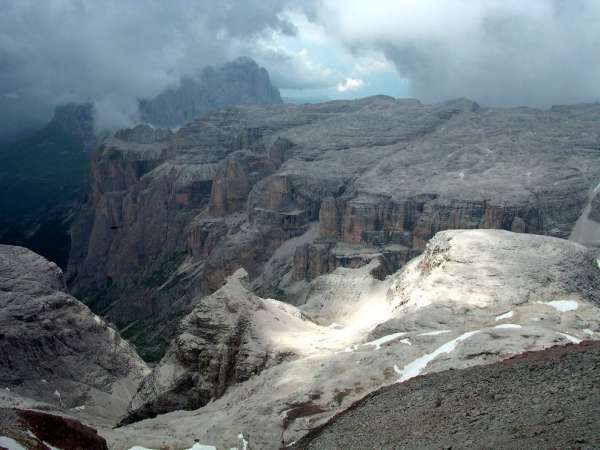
[0,245,149,426]
[122,269,324,424]
[67,97,600,359]
[108,230,600,449]
[292,341,600,450]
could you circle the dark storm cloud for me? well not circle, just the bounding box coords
[0,0,308,133]
[315,0,600,107]
[3,0,600,137]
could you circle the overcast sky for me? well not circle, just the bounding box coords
[2,0,600,134]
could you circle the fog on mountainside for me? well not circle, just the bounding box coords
[0,57,281,268]
[3,1,600,135]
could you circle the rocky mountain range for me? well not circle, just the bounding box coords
[139,57,282,129]
[2,97,600,449]
[3,226,600,449]
[0,57,282,270]
[66,96,600,360]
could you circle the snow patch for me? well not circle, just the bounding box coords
[495,311,514,321]
[494,324,522,330]
[42,442,61,450]
[53,389,62,406]
[238,433,248,450]
[418,330,451,336]
[365,332,407,350]
[396,330,480,383]
[0,437,27,450]
[134,444,218,450]
[186,445,217,450]
[538,300,579,312]
[583,329,595,336]
[558,332,582,344]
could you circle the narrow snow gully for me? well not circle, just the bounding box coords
[569,180,600,247]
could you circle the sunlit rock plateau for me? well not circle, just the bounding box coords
[104,229,600,450]
[67,97,600,360]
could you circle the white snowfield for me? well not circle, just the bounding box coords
[495,311,514,321]
[0,436,28,450]
[79,231,600,449]
[538,300,579,312]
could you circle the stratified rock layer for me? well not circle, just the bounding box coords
[0,245,148,424]
[68,97,600,358]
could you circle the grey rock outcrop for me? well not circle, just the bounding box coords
[109,230,600,449]
[0,245,149,424]
[139,57,282,128]
[68,97,600,359]
[122,269,318,424]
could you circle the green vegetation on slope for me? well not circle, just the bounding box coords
[0,122,90,267]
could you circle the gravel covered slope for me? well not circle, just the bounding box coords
[294,341,600,450]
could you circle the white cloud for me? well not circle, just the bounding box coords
[0,0,316,131]
[352,53,395,75]
[336,78,365,92]
[312,0,600,106]
[239,38,337,89]
[5,0,600,135]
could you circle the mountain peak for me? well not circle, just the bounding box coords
[139,57,282,129]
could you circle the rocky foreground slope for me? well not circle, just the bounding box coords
[106,229,600,449]
[293,341,600,450]
[0,245,149,426]
[67,97,600,359]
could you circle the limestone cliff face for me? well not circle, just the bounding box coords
[69,97,600,359]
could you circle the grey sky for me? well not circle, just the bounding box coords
[1,0,600,135]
